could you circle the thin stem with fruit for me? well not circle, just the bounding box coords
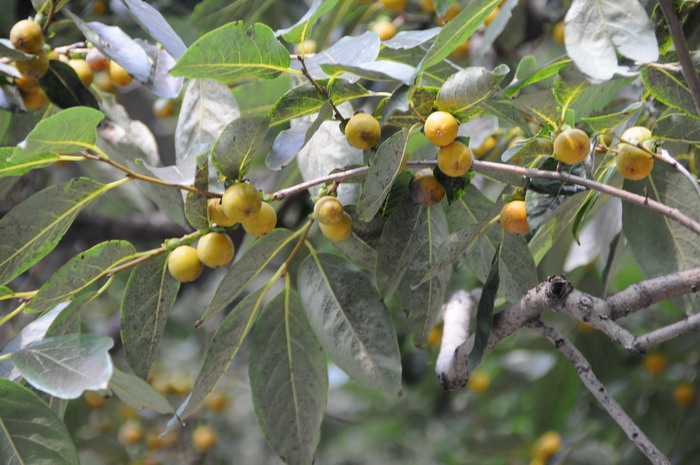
[296,55,345,121]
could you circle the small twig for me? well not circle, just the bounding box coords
[527,319,671,465]
[296,55,345,121]
[43,0,58,30]
[658,0,700,116]
[633,313,700,352]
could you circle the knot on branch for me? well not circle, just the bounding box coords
[545,275,573,301]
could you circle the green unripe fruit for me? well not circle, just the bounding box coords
[314,196,344,225]
[197,232,235,268]
[500,200,530,235]
[167,245,204,282]
[221,182,262,223]
[437,140,472,177]
[10,20,44,54]
[345,113,381,149]
[207,198,237,227]
[16,50,49,80]
[553,128,590,164]
[409,168,445,205]
[616,145,654,180]
[319,211,353,242]
[424,111,459,147]
[242,202,277,237]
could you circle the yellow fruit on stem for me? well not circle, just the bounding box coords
[293,39,317,55]
[314,196,344,225]
[319,211,353,242]
[221,182,262,223]
[424,111,459,146]
[10,20,44,54]
[674,382,696,407]
[381,0,408,13]
[93,71,113,92]
[68,59,94,86]
[20,87,47,110]
[372,21,397,41]
[167,245,204,282]
[197,232,235,268]
[420,0,435,13]
[618,126,652,149]
[467,370,491,394]
[642,353,666,375]
[207,198,237,227]
[533,431,562,459]
[409,168,445,205]
[345,113,381,149]
[242,202,277,237]
[553,20,565,45]
[617,145,654,181]
[472,135,497,158]
[14,75,38,92]
[437,3,461,25]
[109,60,133,87]
[204,392,228,413]
[16,50,49,80]
[192,425,218,452]
[500,200,530,235]
[86,48,109,72]
[553,128,590,164]
[438,140,472,177]
[118,421,144,445]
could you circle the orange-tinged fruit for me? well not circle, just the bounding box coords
[618,126,652,148]
[437,3,461,25]
[16,50,49,80]
[381,0,408,13]
[500,200,530,235]
[438,140,472,177]
[242,202,277,237]
[20,87,47,110]
[86,48,109,72]
[93,71,113,92]
[92,0,108,14]
[427,324,442,348]
[167,245,204,282]
[153,98,175,118]
[409,168,445,205]
[119,404,138,420]
[467,370,491,394]
[577,321,596,334]
[424,111,459,146]
[372,21,397,41]
[68,59,94,86]
[484,6,499,25]
[617,144,654,181]
[118,421,144,445]
[420,0,435,13]
[643,353,666,375]
[222,182,262,222]
[319,211,353,242]
[314,196,344,225]
[553,128,590,164]
[553,20,565,45]
[192,425,218,452]
[10,20,44,54]
[204,391,228,412]
[84,390,107,408]
[345,113,381,149]
[197,232,235,268]
[14,75,38,92]
[533,431,562,459]
[207,198,237,227]
[472,135,497,158]
[109,60,133,87]
[674,382,696,407]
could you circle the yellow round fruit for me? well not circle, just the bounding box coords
[553,128,590,164]
[438,140,472,177]
[293,39,317,55]
[618,126,652,149]
[617,145,654,181]
[169,371,194,395]
[84,390,107,408]
[93,71,113,92]
[642,353,666,375]
[20,87,47,110]
[119,404,138,420]
[192,425,218,452]
[500,200,530,235]
[314,196,344,225]
[167,245,204,282]
[197,232,235,268]
[14,75,38,92]
[204,391,228,413]
[472,135,497,158]
[437,3,461,25]
[153,98,175,118]
[242,202,277,237]
[533,431,562,459]
[409,168,446,205]
[426,324,442,348]
[118,421,144,445]
[420,0,435,13]
[381,0,408,13]
[109,60,133,87]
[10,20,44,54]
[319,211,353,242]
[68,59,94,86]
[553,20,565,45]
[345,113,381,149]
[424,111,459,146]
[484,6,499,25]
[372,21,397,41]
[86,48,109,72]
[674,382,696,407]
[16,50,49,80]
[207,198,237,227]
[92,0,108,14]
[221,182,262,223]
[467,370,491,394]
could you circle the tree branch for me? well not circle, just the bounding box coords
[526,319,671,465]
[633,313,700,351]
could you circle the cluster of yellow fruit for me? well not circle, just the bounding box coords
[425,111,473,177]
[314,195,353,242]
[167,183,277,282]
[615,126,655,180]
[529,431,562,465]
[81,47,133,92]
[9,19,49,109]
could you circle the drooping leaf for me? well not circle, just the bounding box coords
[498,233,539,302]
[501,136,552,163]
[436,65,509,120]
[0,378,80,465]
[12,334,114,399]
[38,61,99,110]
[250,288,328,465]
[477,0,519,53]
[581,102,644,133]
[378,87,439,127]
[296,31,380,79]
[27,241,136,314]
[212,115,269,180]
[468,246,500,372]
[526,158,589,229]
[267,123,311,171]
[184,154,210,230]
[553,68,634,120]
[529,192,589,265]
[191,0,276,34]
[120,0,187,59]
[277,0,339,43]
[171,22,291,82]
[298,253,402,395]
[321,61,416,85]
[500,57,571,98]
[134,39,185,99]
[120,254,180,379]
[0,147,58,179]
[109,368,174,414]
[641,65,700,119]
[0,178,112,285]
[653,113,700,143]
[332,233,378,272]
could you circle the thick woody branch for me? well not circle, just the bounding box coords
[527,319,671,465]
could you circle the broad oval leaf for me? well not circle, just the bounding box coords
[171,22,291,82]
[321,61,416,85]
[212,115,270,180]
[641,65,700,119]
[109,368,174,414]
[120,254,180,379]
[12,334,114,399]
[498,233,539,302]
[39,60,99,110]
[295,31,379,80]
[383,28,441,49]
[0,177,112,285]
[0,147,58,179]
[120,0,187,59]
[191,0,275,33]
[298,253,402,395]
[0,378,80,465]
[276,0,339,43]
[135,39,185,99]
[653,113,700,144]
[437,65,509,120]
[250,288,328,465]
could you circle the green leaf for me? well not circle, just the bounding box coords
[0,147,58,179]
[501,136,552,163]
[200,229,296,325]
[182,287,268,419]
[191,0,275,34]
[378,87,439,127]
[232,75,290,115]
[481,98,532,135]
[332,233,378,272]
[120,254,180,379]
[321,61,415,84]
[184,154,210,230]
[250,287,328,465]
[269,79,372,126]
[357,129,410,222]
[212,115,269,180]
[529,192,589,265]
[0,378,80,465]
[0,177,113,285]
[27,241,136,314]
[300,32,379,80]
[653,113,700,143]
[417,0,501,73]
[434,164,473,205]
[38,60,99,110]
[581,102,644,133]
[436,65,509,120]
[120,0,187,59]
[500,57,571,98]
[0,38,35,61]
[171,22,291,82]
[498,233,538,302]
[468,246,500,372]
[553,67,635,120]
[564,0,658,80]
[298,253,402,395]
[277,0,339,43]
[13,106,104,157]
[109,368,174,414]
[12,334,114,399]
[383,28,441,49]
[622,163,700,314]
[641,64,700,119]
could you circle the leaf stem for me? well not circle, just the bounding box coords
[42,0,57,30]
[281,219,315,275]
[296,55,345,121]
[0,302,27,327]
[0,291,37,302]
